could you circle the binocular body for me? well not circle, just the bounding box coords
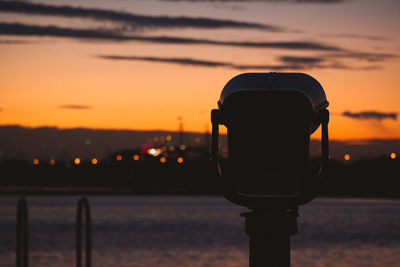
[212,73,329,209]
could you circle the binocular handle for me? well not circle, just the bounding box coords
[319,109,330,177]
[211,109,222,177]
[298,109,329,205]
[211,108,330,207]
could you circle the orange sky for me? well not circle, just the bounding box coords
[0,0,399,140]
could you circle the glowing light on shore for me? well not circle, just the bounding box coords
[166,135,172,141]
[344,154,350,161]
[91,158,98,165]
[49,159,56,166]
[116,154,122,161]
[74,158,80,165]
[180,145,186,150]
[177,157,184,164]
[148,148,161,156]
[33,158,39,165]
[390,153,396,159]
[133,154,140,161]
[160,157,166,163]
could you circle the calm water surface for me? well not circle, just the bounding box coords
[0,196,399,267]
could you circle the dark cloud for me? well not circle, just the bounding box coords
[280,51,398,65]
[98,55,231,68]
[322,33,389,41]
[0,39,31,44]
[161,0,344,3]
[0,23,342,51]
[327,51,397,62]
[342,111,397,121]
[0,23,394,68]
[0,23,131,41]
[97,54,312,70]
[0,1,282,32]
[294,0,344,2]
[1,23,394,65]
[280,53,394,69]
[276,55,375,70]
[324,62,382,71]
[97,54,379,71]
[59,105,92,110]
[279,56,324,64]
[274,55,383,70]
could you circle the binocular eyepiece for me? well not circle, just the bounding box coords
[211,73,330,209]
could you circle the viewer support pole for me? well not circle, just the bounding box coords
[242,209,298,267]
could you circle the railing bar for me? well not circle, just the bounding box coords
[76,196,92,267]
[16,196,29,267]
[76,198,82,267]
[84,197,92,267]
[16,200,21,267]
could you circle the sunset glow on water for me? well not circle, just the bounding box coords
[0,196,399,267]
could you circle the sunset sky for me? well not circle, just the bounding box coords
[1,0,399,140]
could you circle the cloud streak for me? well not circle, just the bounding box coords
[97,54,323,70]
[97,54,380,71]
[0,23,128,41]
[161,0,344,3]
[0,1,282,32]
[279,55,324,64]
[0,23,395,67]
[327,51,397,62]
[59,105,92,110]
[97,54,331,70]
[322,33,389,41]
[0,39,31,44]
[0,23,343,51]
[98,55,234,68]
[342,111,397,121]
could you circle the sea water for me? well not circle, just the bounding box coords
[0,196,399,267]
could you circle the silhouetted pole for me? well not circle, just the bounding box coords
[16,196,29,267]
[76,196,92,267]
[242,209,298,267]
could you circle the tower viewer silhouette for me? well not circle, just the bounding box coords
[211,72,330,267]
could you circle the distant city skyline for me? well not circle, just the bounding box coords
[1,0,399,140]
[0,125,398,162]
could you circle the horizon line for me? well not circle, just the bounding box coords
[1,124,400,142]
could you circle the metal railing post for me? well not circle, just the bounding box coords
[76,196,92,267]
[16,196,29,267]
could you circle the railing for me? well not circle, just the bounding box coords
[15,196,92,267]
[76,196,92,267]
[16,197,29,267]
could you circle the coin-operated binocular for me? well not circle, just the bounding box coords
[211,73,329,267]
